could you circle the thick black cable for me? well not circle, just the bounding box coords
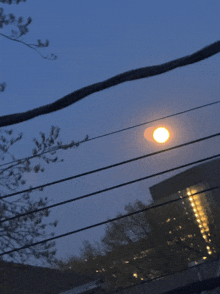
[1,153,220,224]
[1,131,220,202]
[0,100,219,169]
[0,185,219,257]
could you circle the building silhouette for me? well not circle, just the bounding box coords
[149,158,220,262]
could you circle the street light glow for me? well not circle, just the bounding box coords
[153,127,170,143]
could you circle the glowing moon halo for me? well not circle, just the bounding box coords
[153,127,170,143]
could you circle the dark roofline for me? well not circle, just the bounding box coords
[149,158,220,201]
[0,259,100,294]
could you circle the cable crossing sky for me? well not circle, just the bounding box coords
[0,184,219,257]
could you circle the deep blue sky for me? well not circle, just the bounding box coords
[1,1,220,266]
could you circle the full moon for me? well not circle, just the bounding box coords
[153,127,170,143]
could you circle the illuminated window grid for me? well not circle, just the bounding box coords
[187,188,212,255]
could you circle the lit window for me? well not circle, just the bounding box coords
[206,246,210,250]
[208,250,212,255]
[203,256,207,260]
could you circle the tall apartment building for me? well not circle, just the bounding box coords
[149,158,220,262]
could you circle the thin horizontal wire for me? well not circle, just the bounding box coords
[0,184,219,257]
[1,153,220,224]
[87,100,220,142]
[0,100,219,169]
[1,131,220,201]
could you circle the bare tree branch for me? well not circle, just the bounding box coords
[0,33,57,60]
[1,40,220,128]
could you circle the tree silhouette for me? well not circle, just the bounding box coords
[0,0,57,93]
[57,198,220,289]
[0,126,87,265]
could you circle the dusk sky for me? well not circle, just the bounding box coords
[1,1,220,267]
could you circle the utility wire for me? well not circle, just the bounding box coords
[0,100,219,169]
[1,153,220,225]
[87,100,220,142]
[1,131,220,202]
[0,184,219,257]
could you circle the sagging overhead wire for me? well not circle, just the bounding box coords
[0,100,219,169]
[0,184,219,257]
[1,153,220,225]
[1,131,220,202]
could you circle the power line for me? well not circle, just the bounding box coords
[0,100,219,169]
[0,184,219,257]
[1,153,220,225]
[1,131,220,202]
[86,100,220,142]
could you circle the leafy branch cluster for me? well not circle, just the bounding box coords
[0,0,57,92]
[0,126,87,265]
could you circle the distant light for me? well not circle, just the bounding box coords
[153,127,169,143]
[133,273,138,278]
